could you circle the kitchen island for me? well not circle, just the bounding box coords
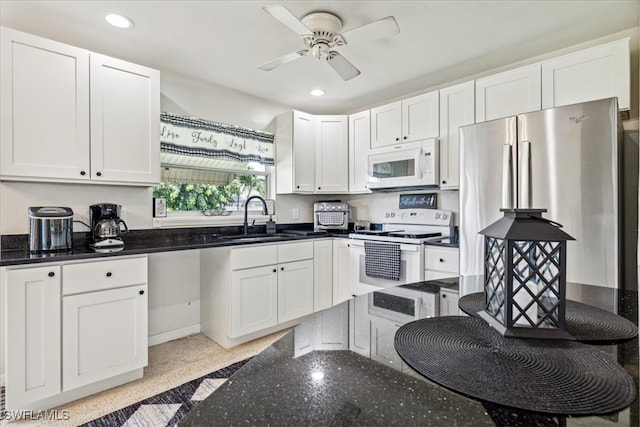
[180,276,639,426]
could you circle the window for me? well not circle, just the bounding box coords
[153,157,269,216]
[156,112,275,225]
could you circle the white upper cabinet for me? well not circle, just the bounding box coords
[0,27,90,180]
[90,54,160,184]
[541,38,630,110]
[370,91,439,149]
[0,27,160,185]
[402,91,439,142]
[275,111,348,194]
[315,115,348,193]
[370,101,402,148]
[348,110,371,193]
[438,81,475,190]
[475,64,541,122]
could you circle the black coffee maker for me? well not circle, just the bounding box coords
[89,203,129,249]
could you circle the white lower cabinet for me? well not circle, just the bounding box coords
[332,238,352,306]
[439,288,461,316]
[62,284,148,391]
[425,246,459,281]
[231,265,279,337]
[277,259,314,323]
[313,239,333,312]
[5,265,61,410]
[3,255,148,411]
[202,241,315,348]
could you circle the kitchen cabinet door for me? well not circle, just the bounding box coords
[439,288,461,316]
[348,110,372,193]
[402,91,439,142]
[332,239,352,306]
[370,101,402,149]
[5,265,61,410]
[62,284,148,391]
[313,239,333,312]
[90,54,160,184]
[541,38,630,110]
[476,64,541,122]
[278,259,314,323]
[315,115,348,193]
[231,265,278,337]
[438,81,475,189]
[292,111,316,192]
[349,296,371,357]
[0,27,90,181]
[370,317,403,369]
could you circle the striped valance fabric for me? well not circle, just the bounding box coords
[160,112,274,166]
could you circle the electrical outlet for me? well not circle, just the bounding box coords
[292,208,300,220]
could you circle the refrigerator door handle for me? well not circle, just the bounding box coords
[519,140,532,208]
[501,144,514,209]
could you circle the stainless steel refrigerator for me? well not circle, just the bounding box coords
[459,97,638,289]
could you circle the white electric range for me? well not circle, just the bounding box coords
[348,209,454,294]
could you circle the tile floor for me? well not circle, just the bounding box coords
[1,330,287,426]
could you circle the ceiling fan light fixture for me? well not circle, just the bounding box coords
[104,13,134,29]
[310,89,325,96]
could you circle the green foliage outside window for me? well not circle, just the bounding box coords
[153,174,266,213]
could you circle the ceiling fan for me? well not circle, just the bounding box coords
[258,5,400,81]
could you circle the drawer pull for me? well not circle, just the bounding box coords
[439,258,445,262]
[139,290,145,295]
[106,272,112,277]
[48,271,55,277]
[96,172,102,177]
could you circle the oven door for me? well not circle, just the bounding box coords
[349,239,424,297]
[368,286,438,324]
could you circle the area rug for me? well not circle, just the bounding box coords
[81,358,251,427]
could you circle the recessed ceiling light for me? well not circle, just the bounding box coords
[310,89,325,96]
[104,13,134,29]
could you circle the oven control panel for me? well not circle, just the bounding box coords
[382,209,452,226]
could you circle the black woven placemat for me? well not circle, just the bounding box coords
[458,292,638,343]
[395,316,637,415]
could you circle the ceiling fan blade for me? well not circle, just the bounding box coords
[327,52,361,81]
[263,5,313,36]
[341,16,399,45]
[258,50,307,71]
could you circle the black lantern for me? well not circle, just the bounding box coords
[478,208,575,339]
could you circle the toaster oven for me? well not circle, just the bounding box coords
[313,201,349,232]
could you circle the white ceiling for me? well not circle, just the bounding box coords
[1,1,638,115]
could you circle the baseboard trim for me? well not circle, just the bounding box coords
[148,324,201,347]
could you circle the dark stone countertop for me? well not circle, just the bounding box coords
[180,276,639,426]
[0,224,350,266]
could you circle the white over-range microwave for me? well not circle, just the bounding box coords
[367,139,439,190]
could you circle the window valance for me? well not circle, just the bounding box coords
[160,112,274,166]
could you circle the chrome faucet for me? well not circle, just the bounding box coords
[243,195,268,235]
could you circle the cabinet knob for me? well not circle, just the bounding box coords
[439,258,445,263]
[48,271,55,277]
[395,137,400,141]
[96,172,102,177]
[442,180,447,184]
[139,290,145,295]
[317,187,321,190]
[80,171,86,176]
[281,267,284,271]
[403,136,407,140]
[106,272,112,277]
[442,294,447,298]
[273,269,277,273]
